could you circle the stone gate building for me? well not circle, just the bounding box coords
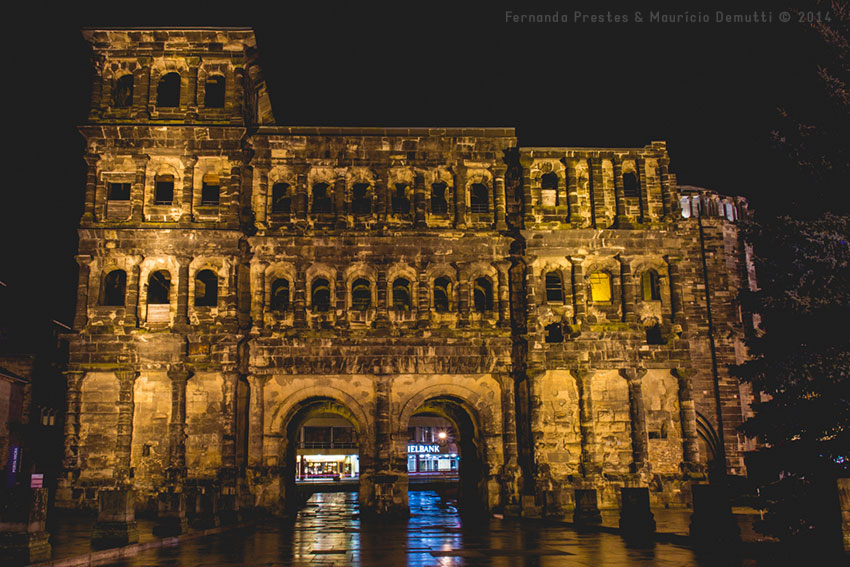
[59,27,755,521]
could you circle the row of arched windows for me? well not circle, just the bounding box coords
[110,72,226,109]
[542,269,661,304]
[537,170,639,207]
[107,173,222,207]
[101,269,220,307]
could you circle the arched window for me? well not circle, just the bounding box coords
[433,276,451,312]
[156,72,181,108]
[473,277,493,312]
[641,270,661,301]
[102,269,126,306]
[545,271,563,303]
[588,272,612,303]
[204,75,225,108]
[311,183,332,214]
[540,173,558,206]
[271,278,290,311]
[113,74,134,108]
[545,322,564,343]
[623,172,638,197]
[272,183,291,214]
[431,183,448,214]
[154,174,174,205]
[392,278,411,311]
[351,183,371,215]
[680,196,691,218]
[311,278,331,312]
[351,278,371,311]
[194,270,218,307]
[147,270,171,304]
[392,184,410,215]
[201,174,220,205]
[469,183,489,213]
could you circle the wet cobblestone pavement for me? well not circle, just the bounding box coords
[90,491,811,566]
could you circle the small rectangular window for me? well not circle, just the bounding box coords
[154,177,174,205]
[108,182,131,201]
[201,181,220,205]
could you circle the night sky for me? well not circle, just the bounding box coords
[1,3,824,349]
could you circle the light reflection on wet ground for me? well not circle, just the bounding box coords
[97,491,788,567]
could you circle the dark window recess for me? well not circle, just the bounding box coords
[113,74,134,108]
[271,279,290,311]
[392,184,410,215]
[154,175,174,205]
[311,183,332,214]
[642,271,661,301]
[645,324,664,345]
[201,175,220,205]
[431,183,448,214]
[434,276,451,312]
[194,270,218,307]
[545,322,564,343]
[156,72,181,108]
[102,270,126,306]
[108,182,131,201]
[351,183,371,215]
[147,271,171,304]
[272,183,291,214]
[204,75,226,108]
[351,278,371,311]
[545,272,563,303]
[540,172,559,206]
[473,278,493,312]
[311,278,331,312]
[623,172,639,197]
[393,278,411,311]
[470,183,489,213]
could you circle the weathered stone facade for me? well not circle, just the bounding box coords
[59,27,754,519]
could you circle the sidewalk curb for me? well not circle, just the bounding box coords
[27,523,252,567]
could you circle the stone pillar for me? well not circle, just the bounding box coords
[91,488,139,548]
[334,176,347,229]
[617,255,636,323]
[87,56,104,120]
[416,261,430,328]
[622,369,650,475]
[665,255,686,330]
[838,478,850,554]
[574,370,599,476]
[167,367,191,480]
[613,156,629,228]
[497,373,520,513]
[0,487,52,564]
[61,371,85,475]
[250,260,267,331]
[254,164,269,227]
[247,375,266,468]
[492,165,508,230]
[223,260,239,330]
[496,261,511,327]
[374,165,388,228]
[129,155,148,223]
[673,368,702,473]
[73,255,92,331]
[636,156,649,223]
[221,372,239,471]
[227,165,242,227]
[658,157,673,218]
[565,157,581,225]
[588,157,603,228]
[573,488,602,525]
[295,165,308,222]
[125,257,142,328]
[82,154,98,222]
[619,487,656,541]
[113,369,139,485]
[455,262,470,327]
[413,171,427,228]
[231,67,245,123]
[376,269,389,327]
[186,58,199,116]
[175,255,192,328]
[365,377,408,518]
[334,270,348,328]
[180,155,197,223]
[218,371,239,525]
[294,263,307,328]
[570,257,586,325]
[133,62,151,119]
[453,165,467,228]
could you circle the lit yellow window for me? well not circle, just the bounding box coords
[589,272,611,302]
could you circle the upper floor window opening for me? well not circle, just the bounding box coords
[113,74,134,108]
[194,269,218,307]
[588,272,612,303]
[154,174,174,205]
[311,183,333,215]
[311,278,331,312]
[204,75,226,108]
[271,278,290,312]
[392,183,411,215]
[641,270,661,301]
[156,72,181,108]
[623,172,639,197]
[473,277,494,312]
[147,270,171,304]
[351,183,372,215]
[201,174,220,206]
[102,269,126,306]
[272,183,291,214]
[545,322,564,343]
[470,183,489,213]
[351,278,372,311]
[433,276,452,312]
[108,182,131,201]
[392,278,411,311]
[540,173,559,206]
[545,271,564,303]
[431,183,448,214]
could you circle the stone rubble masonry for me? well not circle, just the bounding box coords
[57,28,755,518]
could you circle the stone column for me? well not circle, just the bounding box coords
[496,261,511,327]
[133,61,151,119]
[574,370,599,476]
[230,67,245,123]
[228,165,242,227]
[295,165,308,222]
[73,255,92,331]
[413,171,427,228]
[180,155,197,223]
[588,157,603,228]
[88,56,104,120]
[125,256,142,328]
[673,368,702,472]
[453,165,467,228]
[114,368,139,485]
[658,157,672,218]
[186,58,199,117]
[455,262,470,327]
[565,157,581,225]
[374,165,388,228]
[334,176,347,229]
[294,263,307,328]
[82,154,98,222]
[636,156,649,223]
[665,255,686,329]
[223,260,238,330]
[492,165,508,230]
[376,269,389,327]
[167,367,191,480]
[622,368,650,476]
[247,375,267,468]
[497,373,520,510]
[62,371,85,474]
[250,260,267,331]
[335,271,348,328]
[131,155,149,223]
[569,257,586,325]
[221,371,239,472]
[617,255,636,323]
[254,163,270,227]
[175,255,192,328]
[416,261,430,328]
[613,156,629,228]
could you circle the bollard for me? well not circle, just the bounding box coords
[689,483,740,546]
[91,488,139,548]
[154,488,189,536]
[573,488,602,525]
[619,487,656,542]
[0,486,52,565]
